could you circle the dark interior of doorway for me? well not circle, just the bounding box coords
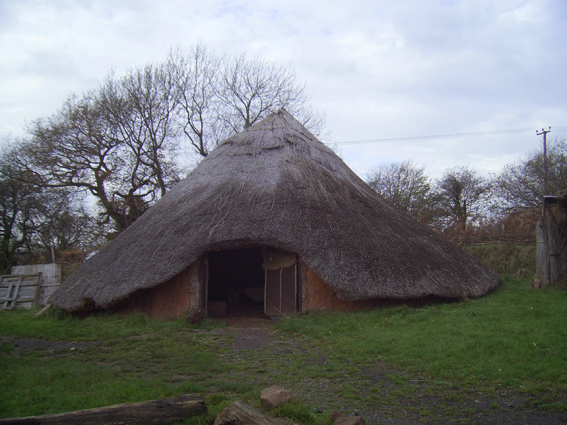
[207,247,266,318]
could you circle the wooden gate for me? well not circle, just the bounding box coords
[0,274,41,310]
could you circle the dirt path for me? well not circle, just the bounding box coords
[0,335,95,354]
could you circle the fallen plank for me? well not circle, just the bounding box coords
[0,393,206,425]
[214,401,295,425]
[34,303,52,317]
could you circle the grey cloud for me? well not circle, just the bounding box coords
[1,0,566,179]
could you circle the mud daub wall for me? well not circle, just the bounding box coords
[300,264,379,312]
[114,258,393,319]
[115,266,194,319]
[299,263,431,311]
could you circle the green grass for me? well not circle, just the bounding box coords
[0,309,216,341]
[1,354,179,417]
[1,256,566,423]
[272,400,318,425]
[0,312,239,420]
[276,276,567,391]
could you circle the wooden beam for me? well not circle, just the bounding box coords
[0,393,206,425]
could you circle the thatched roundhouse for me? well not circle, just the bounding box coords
[50,109,499,320]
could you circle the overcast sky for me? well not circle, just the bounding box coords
[1,0,566,179]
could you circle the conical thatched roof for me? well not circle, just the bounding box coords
[50,109,499,311]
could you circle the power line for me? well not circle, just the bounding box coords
[333,127,555,145]
[174,125,567,152]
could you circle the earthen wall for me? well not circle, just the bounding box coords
[115,266,194,319]
[300,263,379,312]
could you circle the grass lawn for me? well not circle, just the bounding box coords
[1,268,566,423]
[279,275,567,391]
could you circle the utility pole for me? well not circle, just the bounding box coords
[536,127,551,195]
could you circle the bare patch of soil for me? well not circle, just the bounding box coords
[211,315,282,351]
[0,336,94,355]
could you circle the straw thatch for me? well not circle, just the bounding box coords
[50,109,499,312]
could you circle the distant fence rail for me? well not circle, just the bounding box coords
[444,233,536,246]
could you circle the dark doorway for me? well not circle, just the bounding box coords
[207,247,265,318]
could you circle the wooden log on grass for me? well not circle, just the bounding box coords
[214,401,294,425]
[0,393,206,425]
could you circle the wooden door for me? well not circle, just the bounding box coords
[265,263,298,317]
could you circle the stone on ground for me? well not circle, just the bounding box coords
[334,416,366,425]
[260,385,292,409]
[331,412,347,421]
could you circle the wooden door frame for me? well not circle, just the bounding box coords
[264,254,301,316]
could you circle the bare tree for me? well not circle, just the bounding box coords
[218,53,308,131]
[19,45,323,234]
[172,46,226,157]
[495,137,567,210]
[367,161,436,224]
[101,61,181,197]
[0,145,43,272]
[172,45,325,157]
[23,93,134,231]
[434,165,491,235]
[32,189,103,258]
[0,142,100,270]
[23,60,182,232]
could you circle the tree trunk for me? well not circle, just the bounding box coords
[0,394,206,425]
